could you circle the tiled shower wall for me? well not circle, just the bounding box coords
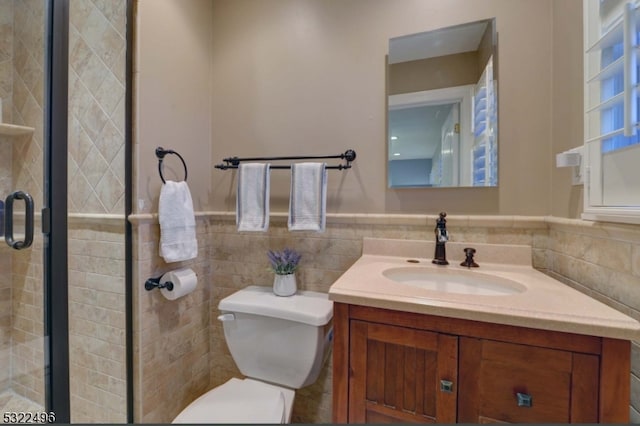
[68,0,126,215]
[0,0,13,390]
[0,0,127,421]
[0,0,14,391]
[68,0,127,422]
[68,217,126,422]
[0,0,52,409]
[0,0,13,125]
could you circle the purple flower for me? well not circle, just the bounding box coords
[267,248,301,275]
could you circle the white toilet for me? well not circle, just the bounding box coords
[172,285,334,424]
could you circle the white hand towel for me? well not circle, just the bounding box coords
[236,163,271,232]
[288,162,327,232]
[158,180,198,263]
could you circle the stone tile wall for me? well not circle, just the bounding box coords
[544,218,640,422]
[65,0,128,421]
[0,0,14,386]
[1,212,128,422]
[9,0,45,407]
[68,0,126,215]
[131,216,212,423]
[0,135,12,395]
[1,0,128,419]
[133,212,640,423]
[0,244,10,394]
[0,0,13,124]
[10,221,44,406]
[68,216,126,423]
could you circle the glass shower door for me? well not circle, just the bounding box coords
[1,1,129,421]
[0,0,49,416]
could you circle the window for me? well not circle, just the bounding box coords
[473,56,497,186]
[584,0,640,223]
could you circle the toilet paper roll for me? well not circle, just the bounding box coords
[160,267,197,300]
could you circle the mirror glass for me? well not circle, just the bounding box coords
[387,18,497,188]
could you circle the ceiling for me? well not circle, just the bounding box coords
[388,20,489,64]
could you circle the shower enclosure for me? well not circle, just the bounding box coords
[0,0,130,422]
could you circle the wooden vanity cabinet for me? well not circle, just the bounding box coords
[332,303,631,424]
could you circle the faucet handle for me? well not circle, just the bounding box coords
[461,247,479,268]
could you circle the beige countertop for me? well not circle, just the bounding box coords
[328,238,640,341]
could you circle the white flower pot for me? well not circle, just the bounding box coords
[273,273,297,297]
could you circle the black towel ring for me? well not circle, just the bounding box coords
[156,147,188,184]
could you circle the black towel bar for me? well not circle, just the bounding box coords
[156,147,188,183]
[214,149,356,170]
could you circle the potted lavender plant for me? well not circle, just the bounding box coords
[267,248,301,296]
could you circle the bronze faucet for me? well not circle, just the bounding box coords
[460,247,479,268]
[432,212,449,265]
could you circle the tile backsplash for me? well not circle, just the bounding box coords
[544,217,640,422]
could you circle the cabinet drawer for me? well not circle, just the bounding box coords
[459,338,599,423]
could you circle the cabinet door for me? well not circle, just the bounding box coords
[348,321,458,423]
[458,337,599,423]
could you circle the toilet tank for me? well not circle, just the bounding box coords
[218,286,333,389]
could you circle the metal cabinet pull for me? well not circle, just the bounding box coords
[516,392,532,407]
[5,191,34,250]
[440,379,454,393]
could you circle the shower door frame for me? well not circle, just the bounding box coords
[44,0,70,420]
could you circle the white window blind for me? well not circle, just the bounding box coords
[472,56,497,186]
[584,0,640,223]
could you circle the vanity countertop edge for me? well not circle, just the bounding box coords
[328,240,640,341]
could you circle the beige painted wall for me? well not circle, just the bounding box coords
[134,0,213,213]
[550,0,584,218]
[135,0,563,216]
[208,0,554,215]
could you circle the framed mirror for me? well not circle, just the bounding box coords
[387,18,497,188]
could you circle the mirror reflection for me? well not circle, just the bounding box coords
[387,18,498,188]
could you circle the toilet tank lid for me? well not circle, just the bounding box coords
[219,285,333,326]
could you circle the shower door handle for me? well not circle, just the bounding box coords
[5,191,34,250]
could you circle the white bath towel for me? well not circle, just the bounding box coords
[288,162,327,232]
[158,180,198,263]
[236,163,271,232]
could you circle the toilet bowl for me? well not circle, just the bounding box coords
[172,285,333,424]
[172,378,295,423]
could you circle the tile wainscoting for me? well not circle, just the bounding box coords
[130,212,639,423]
[68,214,127,423]
[545,217,640,422]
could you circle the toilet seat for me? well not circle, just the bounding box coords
[172,378,294,424]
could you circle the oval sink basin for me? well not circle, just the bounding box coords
[382,267,526,296]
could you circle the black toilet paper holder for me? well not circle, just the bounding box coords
[144,276,174,292]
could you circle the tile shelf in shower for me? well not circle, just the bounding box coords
[0,123,35,137]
